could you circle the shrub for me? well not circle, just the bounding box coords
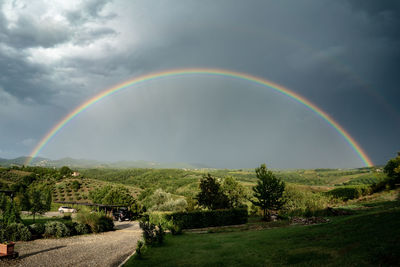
[64,221,78,236]
[165,208,248,229]
[139,220,165,246]
[75,223,91,235]
[166,221,182,235]
[139,221,157,245]
[29,223,45,236]
[327,186,371,201]
[97,216,114,233]
[135,240,145,259]
[4,223,32,241]
[77,211,114,233]
[155,224,165,244]
[44,221,70,238]
[281,186,331,217]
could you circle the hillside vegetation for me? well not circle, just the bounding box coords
[125,190,400,266]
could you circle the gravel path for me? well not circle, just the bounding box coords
[0,222,141,267]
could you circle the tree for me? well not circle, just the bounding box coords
[89,185,135,205]
[60,166,73,176]
[251,164,285,220]
[147,188,188,212]
[221,176,247,208]
[29,185,52,222]
[196,173,229,210]
[89,185,111,204]
[384,152,400,179]
[102,186,135,205]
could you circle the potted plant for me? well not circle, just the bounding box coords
[0,241,15,255]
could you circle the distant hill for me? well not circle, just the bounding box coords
[0,156,210,169]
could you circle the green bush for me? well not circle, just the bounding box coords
[44,221,70,238]
[29,223,45,236]
[165,208,248,229]
[166,221,183,235]
[281,186,331,217]
[64,221,78,236]
[77,211,114,233]
[135,240,145,259]
[327,186,371,201]
[139,221,165,245]
[4,223,32,241]
[75,223,91,235]
[97,216,114,233]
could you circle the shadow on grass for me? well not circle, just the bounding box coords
[19,246,66,259]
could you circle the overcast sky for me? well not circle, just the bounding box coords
[0,0,399,169]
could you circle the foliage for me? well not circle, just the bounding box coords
[165,208,248,229]
[89,185,135,205]
[139,220,165,246]
[63,221,78,236]
[327,186,371,201]
[44,221,70,238]
[29,184,52,222]
[384,152,400,179]
[29,223,45,236]
[251,164,285,220]
[282,185,331,217]
[15,190,31,211]
[125,203,400,267]
[75,222,91,235]
[60,166,73,176]
[76,211,114,233]
[221,176,248,208]
[147,189,188,212]
[71,180,81,190]
[135,240,145,259]
[196,174,229,210]
[1,223,32,241]
[1,198,21,225]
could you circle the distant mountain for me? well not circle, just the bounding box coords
[0,156,211,169]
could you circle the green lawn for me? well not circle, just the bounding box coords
[21,213,66,225]
[125,201,400,266]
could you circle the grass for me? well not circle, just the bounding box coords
[125,200,400,266]
[21,214,64,225]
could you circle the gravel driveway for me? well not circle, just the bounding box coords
[0,221,141,267]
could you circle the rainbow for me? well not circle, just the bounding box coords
[26,68,373,167]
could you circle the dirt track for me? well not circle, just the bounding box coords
[0,221,141,267]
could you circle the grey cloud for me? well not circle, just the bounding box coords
[66,0,116,25]
[1,0,399,167]
[4,15,71,49]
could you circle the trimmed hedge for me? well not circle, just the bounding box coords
[327,186,371,201]
[165,208,248,229]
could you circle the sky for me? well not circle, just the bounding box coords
[0,0,399,169]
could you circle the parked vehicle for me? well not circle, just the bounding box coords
[112,207,132,221]
[58,206,77,213]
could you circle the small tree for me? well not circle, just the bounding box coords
[384,152,400,184]
[251,164,285,220]
[196,173,229,210]
[29,186,52,222]
[221,176,247,208]
[60,166,73,176]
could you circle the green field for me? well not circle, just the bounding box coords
[125,195,400,266]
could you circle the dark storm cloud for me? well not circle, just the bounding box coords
[0,0,116,102]
[0,0,398,167]
[66,0,116,25]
